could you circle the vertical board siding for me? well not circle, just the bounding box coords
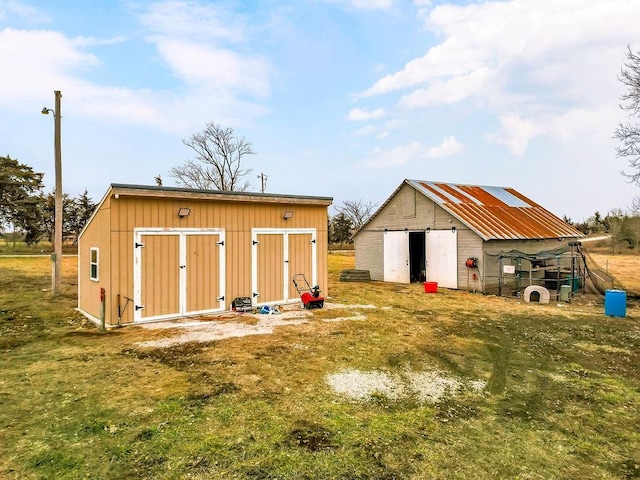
[141,235,180,318]
[288,234,313,300]
[257,234,284,303]
[78,204,111,321]
[82,194,328,325]
[186,234,221,313]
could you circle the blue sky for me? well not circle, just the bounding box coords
[1,0,639,221]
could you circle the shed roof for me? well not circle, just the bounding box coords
[364,179,583,241]
[109,183,333,205]
[79,183,332,239]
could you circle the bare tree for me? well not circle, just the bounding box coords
[605,208,626,254]
[616,46,640,186]
[335,199,378,231]
[170,122,255,191]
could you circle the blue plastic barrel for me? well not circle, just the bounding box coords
[604,290,626,318]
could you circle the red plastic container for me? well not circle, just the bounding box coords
[424,282,438,293]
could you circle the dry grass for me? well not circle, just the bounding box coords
[588,253,640,293]
[1,253,639,479]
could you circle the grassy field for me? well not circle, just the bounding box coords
[1,254,639,479]
[589,253,640,293]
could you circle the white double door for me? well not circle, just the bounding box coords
[133,229,225,322]
[251,228,317,305]
[383,229,458,288]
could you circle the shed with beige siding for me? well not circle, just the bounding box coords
[78,184,332,327]
[355,179,583,294]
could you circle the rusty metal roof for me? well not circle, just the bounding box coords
[407,180,583,241]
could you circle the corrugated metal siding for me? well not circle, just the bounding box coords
[410,180,583,241]
[87,194,328,325]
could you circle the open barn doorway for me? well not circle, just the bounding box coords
[409,231,426,283]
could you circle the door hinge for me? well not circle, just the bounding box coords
[253,292,260,298]
[216,240,224,246]
[252,240,260,245]
[135,305,145,311]
[310,239,316,244]
[135,242,145,248]
[216,296,225,301]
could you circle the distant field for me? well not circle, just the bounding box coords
[588,253,640,293]
[0,254,639,479]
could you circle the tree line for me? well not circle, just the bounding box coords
[0,155,96,246]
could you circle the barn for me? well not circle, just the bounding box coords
[355,179,584,295]
[77,184,332,327]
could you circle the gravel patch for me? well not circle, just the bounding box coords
[406,370,463,403]
[137,316,308,348]
[326,368,486,404]
[326,370,406,401]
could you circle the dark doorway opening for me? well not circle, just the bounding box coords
[409,231,425,283]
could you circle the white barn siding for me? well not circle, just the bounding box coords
[355,231,383,280]
[356,184,485,288]
[457,230,484,291]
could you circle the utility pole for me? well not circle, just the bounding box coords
[42,90,63,296]
[257,173,267,193]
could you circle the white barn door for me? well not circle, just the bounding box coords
[426,229,458,289]
[383,231,410,283]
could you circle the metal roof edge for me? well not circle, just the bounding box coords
[360,179,584,241]
[109,183,333,204]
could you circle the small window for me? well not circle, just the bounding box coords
[90,248,99,281]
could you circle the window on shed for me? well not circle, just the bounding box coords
[90,248,99,281]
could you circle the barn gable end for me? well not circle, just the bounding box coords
[355,179,583,294]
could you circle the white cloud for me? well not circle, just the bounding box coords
[361,142,426,168]
[356,135,461,167]
[427,135,463,158]
[486,113,543,156]
[0,0,49,23]
[155,40,270,97]
[354,125,377,136]
[142,1,271,98]
[140,0,247,43]
[322,0,395,10]
[348,107,385,121]
[0,1,273,134]
[361,0,640,156]
[0,28,100,103]
[399,67,493,108]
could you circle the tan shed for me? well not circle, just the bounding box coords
[78,184,332,327]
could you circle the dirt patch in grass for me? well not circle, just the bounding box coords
[286,420,336,451]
